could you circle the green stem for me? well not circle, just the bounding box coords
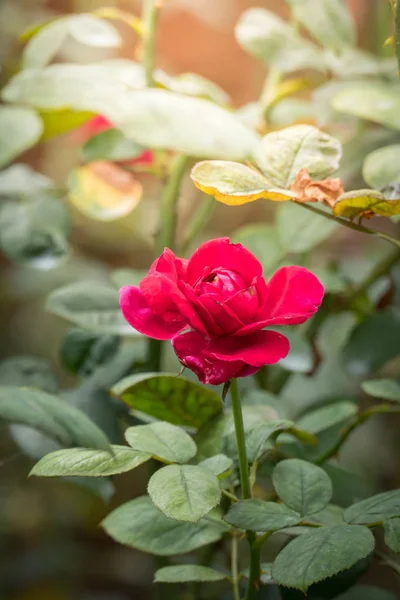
[348,247,400,299]
[230,379,260,600]
[395,0,400,74]
[297,202,400,249]
[180,195,216,255]
[142,0,159,87]
[314,403,400,465]
[155,154,189,255]
[148,337,162,371]
[231,536,241,600]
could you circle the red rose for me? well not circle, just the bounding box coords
[120,238,324,385]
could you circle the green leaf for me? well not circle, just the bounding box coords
[362,379,400,402]
[272,525,375,592]
[223,405,280,436]
[0,106,43,168]
[333,190,400,219]
[190,161,294,206]
[272,458,333,516]
[0,356,58,393]
[199,454,233,479]
[286,0,355,51]
[225,499,301,531]
[102,496,228,555]
[0,164,52,197]
[363,144,400,190]
[332,83,400,130]
[39,108,94,139]
[148,464,221,522]
[344,490,400,525]
[335,585,398,600]
[0,387,110,451]
[343,310,400,376]
[235,8,326,73]
[255,125,342,189]
[276,201,337,253]
[30,445,151,477]
[125,421,197,464]
[1,60,146,113]
[81,128,144,162]
[112,373,222,430]
[269,98,314,128]
[157,72,230,105]
[308,504,345,526]
[154,565,226,583]
[105,89,259,160]
[22,14,121,69]
[0,194,71,269]
[46,282,137,336]
[232,224,284,273]
[384,518,400,552]
[295,402,358,434]
[246,420,316,463]
[60,328,120,377]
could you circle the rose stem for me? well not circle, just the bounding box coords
[231,535,241,600]
[296,201,400,249]
[230,378,261,600]
[155,153,190,255]
[179,194,216,255]
[141,0,159,87]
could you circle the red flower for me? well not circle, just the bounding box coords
[120,238,324,385]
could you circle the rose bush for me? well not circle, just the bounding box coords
[120,237,324,384]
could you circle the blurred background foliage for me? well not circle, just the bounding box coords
[0,0,399,599]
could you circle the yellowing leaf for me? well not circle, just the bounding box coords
[68,161,143,221]
[333,189,400,219]
[190,161,295,206]
[39,108,94,139]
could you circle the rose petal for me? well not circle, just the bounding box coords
[149,247,188,280]
[120,286,185,340]
[237,266,324,335]
[171,330,258,385]
[207,330,290,366]
[186,238,263,286]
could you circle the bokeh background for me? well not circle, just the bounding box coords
[0,1,399,599]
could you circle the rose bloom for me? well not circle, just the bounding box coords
[120,238,324,385]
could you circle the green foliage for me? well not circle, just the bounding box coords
[336,586,398,600]
[0,356,58,392]
[0,106,43,168]
[112,373,222,429]
[81,128,144,162]
[272,525,375,592]
[272,459,333,516]
[276,201,338,254]
[125,421,197,464]
[254,125,342,189]
[148,464,221,522]
[30,445,151,477]
[383,518,400,552]
[225,499,301,531]
[295,402,358,434]
[46,282,137,335]
[332,83,400,130]
[235,8,326,73]
[344,490,400,525]
[22,14,122,69]
[101,496,228,555]
[286,0,355,51]
[362,379,400,402]
[342,310,400,376]
[246,420,316,463]
[60,328,120,376]
[0,387,110,450]
[199,454,233,479]
[363,144,400,190]
[154,565,226,583]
